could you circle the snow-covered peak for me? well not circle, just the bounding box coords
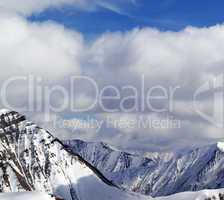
[217,141,224,152]
[0,108,11,115]
[0,110,152,200]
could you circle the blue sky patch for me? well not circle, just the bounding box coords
[28,0,224,38]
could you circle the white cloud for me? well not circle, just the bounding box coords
[0,13,83,80]
[78,25,224,150]
[0,3,224,151]
[86,26,224,87]
[0,13,83,114]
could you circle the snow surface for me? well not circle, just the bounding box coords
[1,189,224,200]
[0,192,54,200]
[157,189,224,200]
[0,108,11,115]
[217,141,224,152]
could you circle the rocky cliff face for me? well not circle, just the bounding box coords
[63,139,224,197]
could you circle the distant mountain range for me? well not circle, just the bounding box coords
[63,135,224,197]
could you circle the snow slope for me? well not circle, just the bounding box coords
[0,192,54,200]
[1,189,224,200]
[156,189,224,200]
[64,139,224,197]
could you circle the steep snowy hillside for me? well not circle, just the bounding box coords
[0,110,150,200]
[63,139,224,197]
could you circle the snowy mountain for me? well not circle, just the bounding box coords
[63,139,224,197]
[0,109,150,200]
[1,109,224,200]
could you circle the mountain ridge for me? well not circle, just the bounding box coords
[63,138,224,197]
[1,109,224,199]
[0,109,150,200]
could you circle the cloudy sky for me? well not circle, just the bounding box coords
[1,0,224,153]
